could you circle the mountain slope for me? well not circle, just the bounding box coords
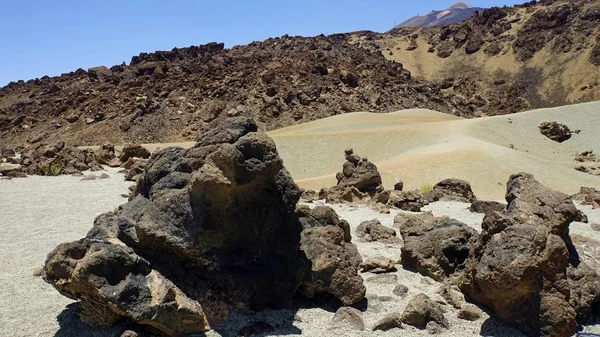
[0,36,474,147]
[352,0,600,116]
[395,2,486,28]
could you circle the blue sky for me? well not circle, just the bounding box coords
[0,0,521,86]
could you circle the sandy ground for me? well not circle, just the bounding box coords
[270,102,600,200]
[0,168,134,337]
[2,171,600,336]
[82,103,600,201]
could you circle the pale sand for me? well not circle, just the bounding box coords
[270,102,600,200]
[2,172,600,336]
[84,102,600,200]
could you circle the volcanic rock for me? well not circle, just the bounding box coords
[401,293,448,328]
[469,200,506,214]
[539,121,573,143]
[119,144,150,162]
[426,178,476,203]
[330,307,364,331]
[355,219,400,243]
[387,189,428,211]
[398,214,478,281]
[460,172,600,337]
[42,117,364,335]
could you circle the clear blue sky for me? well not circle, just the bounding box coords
[0,0,521,86]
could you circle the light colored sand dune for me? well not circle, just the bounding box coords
[270,102,600,200]
[81,103,600,200]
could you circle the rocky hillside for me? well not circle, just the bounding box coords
[353,0,600,116]
[0,35,478,147]
[394,2,486,28]
[2,0,600,147]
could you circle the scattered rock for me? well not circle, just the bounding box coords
[366,274,398,284]
[387,189,428,211]
[392,284,409,297]
[438,284,466,309]
[360,257,397,273]
[469,200,506,214]
[458,303,483,321]
[330,307,364,331]
[372,313,403,331]
[355,219,400,243]
[426,178,476,203]
[324,149,384,203]
[461,172,600,337]
[401,293,448,328]
[119,144,150,162]
[539,121,573,143]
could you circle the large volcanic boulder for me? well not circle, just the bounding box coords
[425,178,476,203]
[42,117,364,335]
[460,172,600,337]
[297,206,365,305]
[396,213,478,281]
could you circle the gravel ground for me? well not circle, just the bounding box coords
[1,171,600,336]
[0,168,134,337]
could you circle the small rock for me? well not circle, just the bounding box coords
[438,284,465,309]
[591,223,600,232]
[372,313,403,331]
[393,284,409,297]
[355,219,399,243]
[366,274,398,284]
[360,257,397,273]
[457,303,483,321]
[394,181,404,191]
[98,173,110,179]
[85,117,95,125]
[402,293,448,328]
[80,175,97,181]
[330,307,364,331]
[426,321,445,334]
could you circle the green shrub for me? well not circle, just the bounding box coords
[420,183,434,195]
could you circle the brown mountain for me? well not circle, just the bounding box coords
[0,35,484,147]
[1,0,600,148]
[354,0,600,116]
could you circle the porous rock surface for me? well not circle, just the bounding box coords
[41,117,365,335]
[460,172,600,337]
[396,213,478,281]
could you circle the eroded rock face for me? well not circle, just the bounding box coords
[297,206,365,305]
[426,178,476,203]
[396,212,478,281]
[42,117,364,334]
[460,172,600,337]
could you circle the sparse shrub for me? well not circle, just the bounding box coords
[48,163,63,176]
[79,297,121,327]
[420,183,434,195]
